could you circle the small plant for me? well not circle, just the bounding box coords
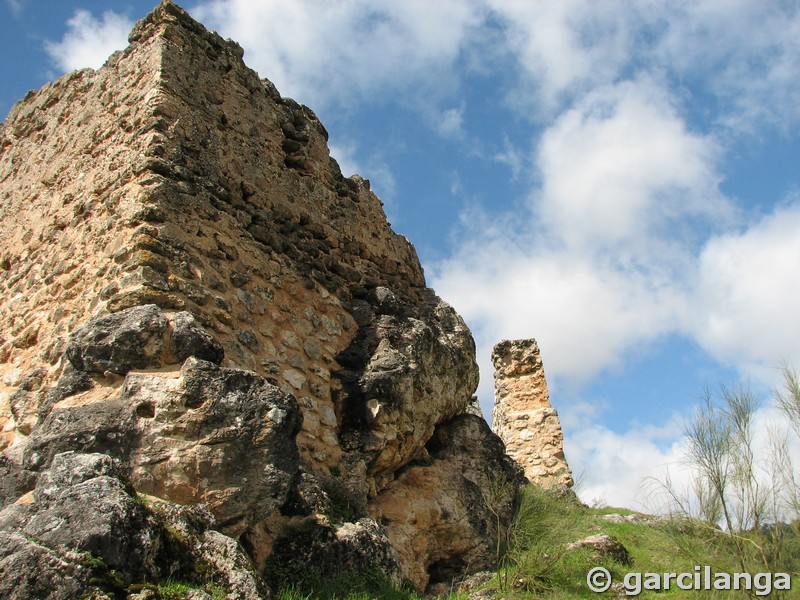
[316,473,366,523]
[77,552,129,596]
[78,553,107,571]
[205,583,229,600]
[157,578,197,599]
[481,472,515,568]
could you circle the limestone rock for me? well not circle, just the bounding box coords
[265,517,401,591]
[0,531,91,600]
[145,497,268,600]
[25,475,161,576]
[65,305,223,375]
[0,454,36,511]
[1,450,270,599]
[567,533,632,566]
[127,357,301,537]
[369,414,524,591]
[492,339,573,488]
[601,512,659,526]
[168,310,225,365]
[25,356,302,539]
[199,530,267,600]
[65,304,169,374]
[0,452,165,588]
[337,295,478,479]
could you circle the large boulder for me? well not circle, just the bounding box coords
[369,414,525,591]
[0,452,166,594]
[127,357,302,537]
[65,304,223,375]
[0,532,91,600]
[25,356,301,539]
[23,452,164,576]
[337,293,479,481]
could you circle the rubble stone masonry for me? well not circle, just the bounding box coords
[492,339,573,488]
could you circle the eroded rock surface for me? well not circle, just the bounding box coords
[567,533,632,566]
[65,304,223,375]
[0,531,91,600]
[21,306,302,540]
[0,450,267,599]
[370,415,524,590]
[492,339,573,488]
[265,517,401,591]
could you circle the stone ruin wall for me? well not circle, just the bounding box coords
[492,338,573,489]
[0,2,426,471]
[0,3,523,592]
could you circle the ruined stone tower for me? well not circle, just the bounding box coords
[492,339,573,488]
[0,2,524,595]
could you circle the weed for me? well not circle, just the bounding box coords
[157,578,196,599]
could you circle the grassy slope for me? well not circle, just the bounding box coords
[485,486,799,599]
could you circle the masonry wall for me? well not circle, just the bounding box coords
[492,338,573,488]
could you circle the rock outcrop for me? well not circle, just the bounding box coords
[370,414,524,589]
[0,450,269,600]
[492,339,573,489]
[566,533,632,566]
[0,1,521,595]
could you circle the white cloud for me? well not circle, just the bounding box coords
[493,135,525,180]
[692,201,800,378]
[431,76,730,403]
[652,1,800,135]
[436,104,466,139]
[567,418,688,510]
[190,0,484,112]
[486,0,633,115]
[481,0,800,136]
[45,10,132,72]
[535,77,731,255]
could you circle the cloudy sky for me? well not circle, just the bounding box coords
[2,0,799,509]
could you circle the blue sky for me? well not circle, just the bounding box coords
[2,0,799,509]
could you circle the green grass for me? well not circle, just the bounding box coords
[486,485,800,599]
[275,589,467,600]
[156,579,196,599]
